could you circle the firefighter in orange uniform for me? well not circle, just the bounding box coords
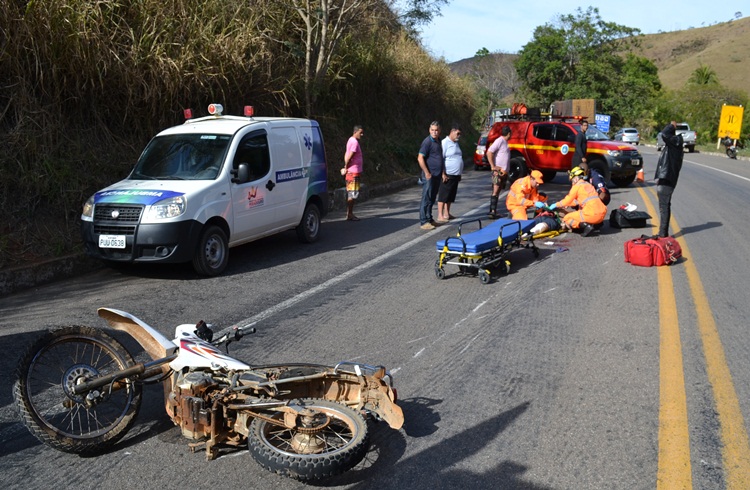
[505,169,547,220]
[549,166,607,237]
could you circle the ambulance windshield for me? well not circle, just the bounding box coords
[129,134,231,180]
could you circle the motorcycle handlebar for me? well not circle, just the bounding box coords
[210,325,256,347]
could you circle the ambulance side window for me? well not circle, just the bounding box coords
[234,132,270,182]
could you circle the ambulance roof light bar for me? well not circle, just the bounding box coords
[207,103,223,116]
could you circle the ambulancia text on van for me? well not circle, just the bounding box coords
[81,103,328,276]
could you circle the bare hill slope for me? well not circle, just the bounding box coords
[448,16,750,93]
[634,16,750,91]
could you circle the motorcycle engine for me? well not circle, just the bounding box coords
[167,371,217,440]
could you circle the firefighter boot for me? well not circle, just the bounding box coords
[488,195,499,219]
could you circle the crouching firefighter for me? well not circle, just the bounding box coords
[506,169,546,220]
[548,166,607,236]
[579,162,610,205]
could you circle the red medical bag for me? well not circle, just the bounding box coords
[624,235,682,267]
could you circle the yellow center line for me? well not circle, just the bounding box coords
[635,186,692,488]
[637,183,750,488]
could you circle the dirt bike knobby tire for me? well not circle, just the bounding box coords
[13,326,142,454]
[248,398,369,481]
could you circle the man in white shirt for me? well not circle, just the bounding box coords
[437,124,464,222]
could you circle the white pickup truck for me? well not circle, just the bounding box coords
[657,122,696,153]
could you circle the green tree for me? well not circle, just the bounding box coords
[393,0,449,33]
[514,6,660,127]
[653,85,748,144]
[687,64,719,86]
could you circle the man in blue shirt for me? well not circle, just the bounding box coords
[417,121,445,230]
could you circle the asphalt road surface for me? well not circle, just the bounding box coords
[1,146,750,489]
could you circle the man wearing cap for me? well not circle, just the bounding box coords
[505,169,547,220]
[548,166,607,237]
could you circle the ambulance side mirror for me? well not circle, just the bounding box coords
[231,163,249,184]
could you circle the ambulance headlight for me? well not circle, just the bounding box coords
[146,195,187,219]
[82,195,95,220]
[607,150,622,157]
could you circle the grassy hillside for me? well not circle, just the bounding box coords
[634,16,750,92]
[0,1,477,269]
[449,16,750,95]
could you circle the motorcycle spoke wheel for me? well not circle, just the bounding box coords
[248,398,369,481]
[13,326,141,454]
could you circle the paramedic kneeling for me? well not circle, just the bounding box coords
[550,166,607,237]
[579,162,610,205]
[506,169,546,220]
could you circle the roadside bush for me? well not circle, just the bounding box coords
[0,0,476,268]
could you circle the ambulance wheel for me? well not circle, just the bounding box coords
[193,225,229,276]
[296,203,321,243]
[479,270,491,284]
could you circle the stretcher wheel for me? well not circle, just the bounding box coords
[533,248,540,258]
[500,261,510,275]
[434,259,446,280]
[479,270,491,284]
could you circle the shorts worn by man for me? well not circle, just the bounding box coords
[417,122,445,230]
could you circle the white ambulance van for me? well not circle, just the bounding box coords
[81,104,328,276]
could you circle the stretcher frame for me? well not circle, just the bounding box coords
[434,218,540,284]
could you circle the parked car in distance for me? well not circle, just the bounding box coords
[614,127,640,145]
[473,133,489,170]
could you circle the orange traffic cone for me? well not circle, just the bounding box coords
[636,168,644,183]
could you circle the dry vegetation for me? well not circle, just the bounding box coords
[0,0,476,269]
[633,16,750,92]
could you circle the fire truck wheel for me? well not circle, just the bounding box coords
[508,157,527,184]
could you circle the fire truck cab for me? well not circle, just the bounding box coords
[489,114,642,187]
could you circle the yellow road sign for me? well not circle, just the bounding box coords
[718,105,744,140]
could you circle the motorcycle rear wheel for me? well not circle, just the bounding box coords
[13,326,142,454]
[248,398,369,481]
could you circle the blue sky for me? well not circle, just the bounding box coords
[420,2,746,62]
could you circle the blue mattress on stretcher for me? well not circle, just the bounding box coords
[435,219,535,254]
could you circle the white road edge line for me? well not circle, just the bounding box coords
[232,201,490,330]
[686,159,750,182]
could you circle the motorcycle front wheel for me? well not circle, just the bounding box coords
[248,398,369,481]
[13,326,142,454]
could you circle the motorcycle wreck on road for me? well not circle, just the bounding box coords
[13,308,404,482]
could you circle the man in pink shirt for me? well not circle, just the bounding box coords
[343,125,364,221]
[486,125,511,219]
